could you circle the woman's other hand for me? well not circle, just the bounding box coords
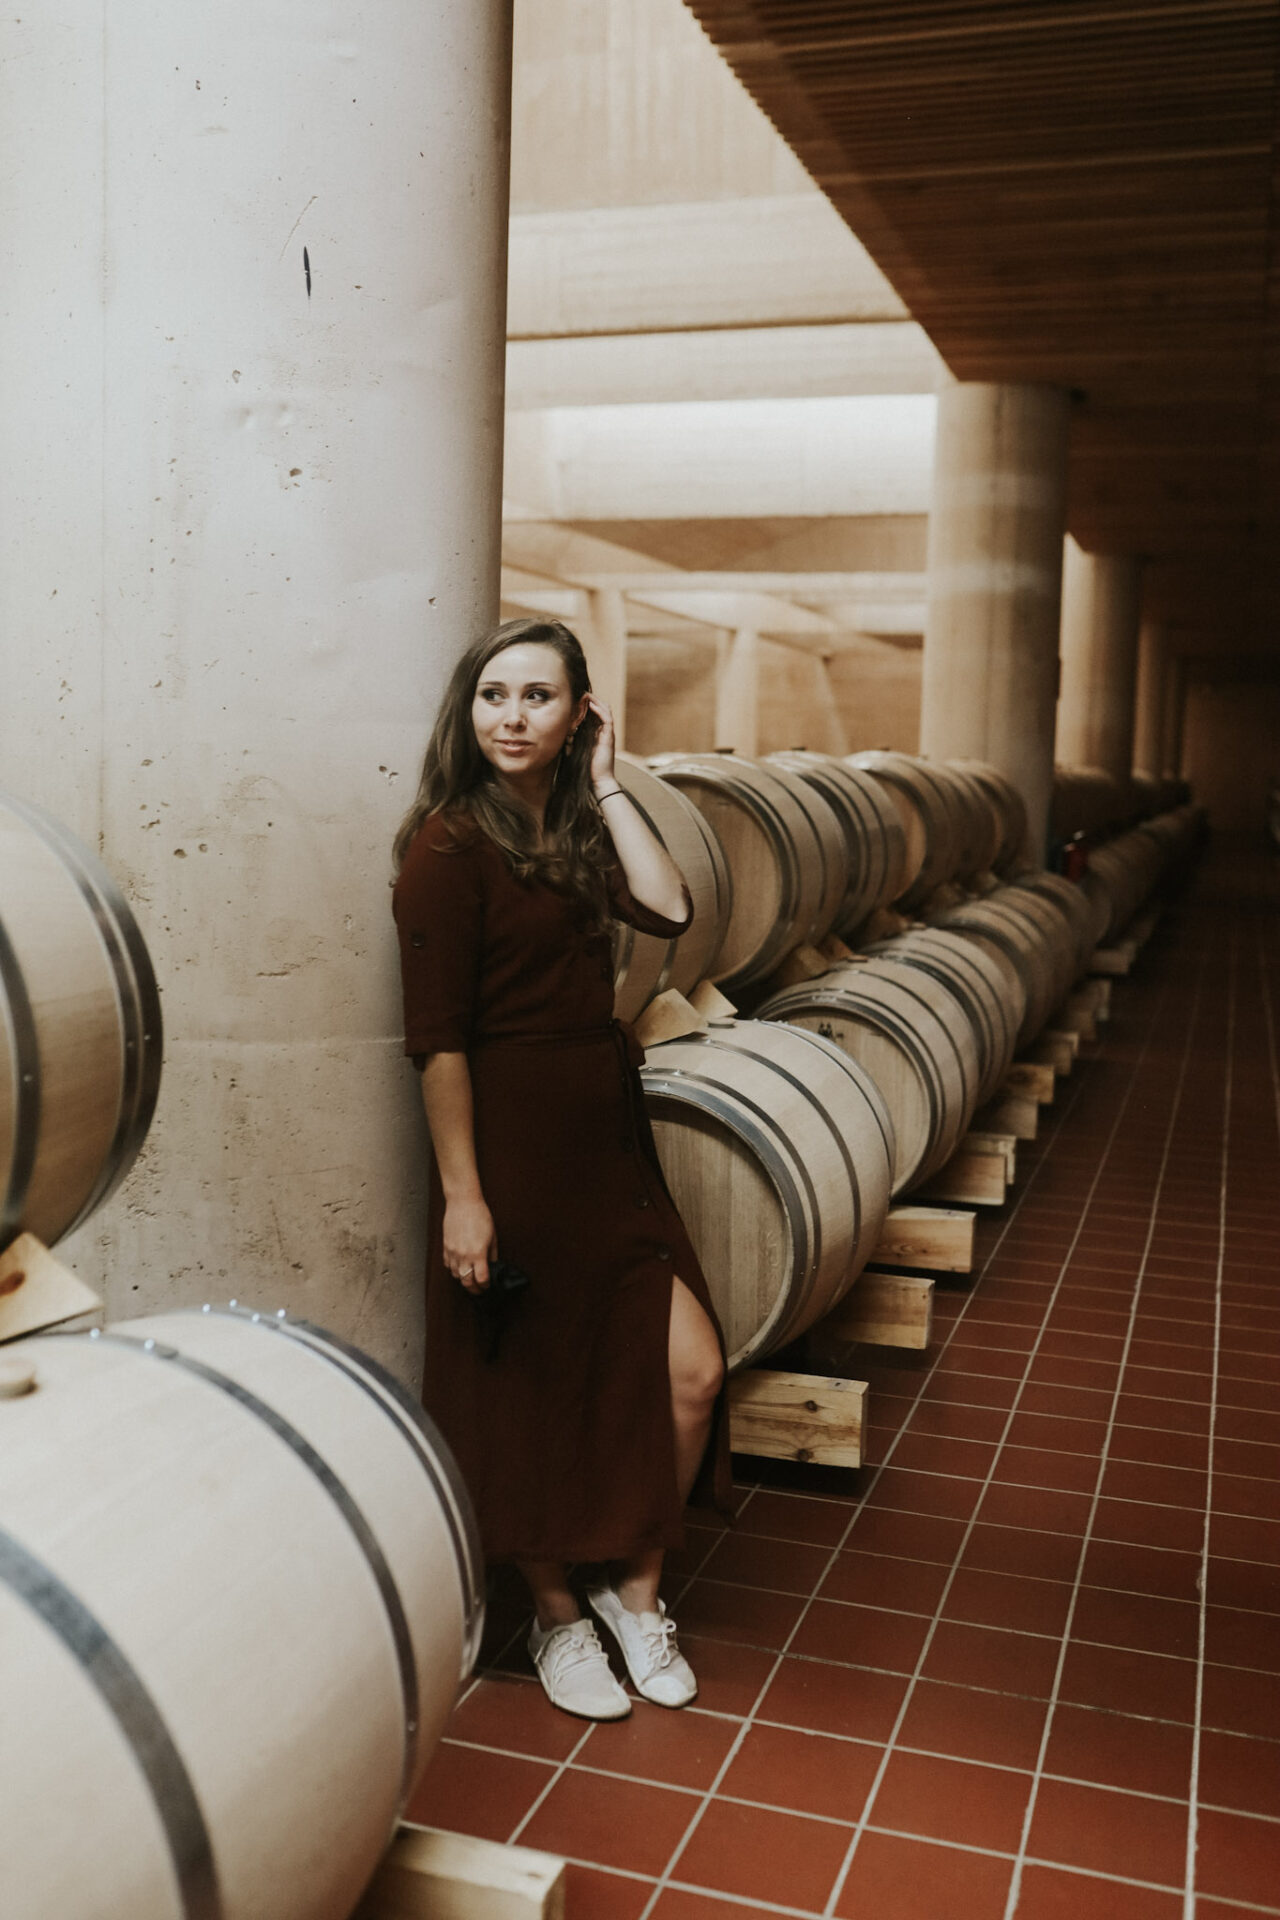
[443,1196,497,1293]
[585,695,616,791]
[419,1053,494,1292]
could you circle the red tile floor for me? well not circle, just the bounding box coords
[408,840,1280,1919]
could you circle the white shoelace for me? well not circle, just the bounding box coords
[540,1622,611,1684]
[638,1613,678,1672]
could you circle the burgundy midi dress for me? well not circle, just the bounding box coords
[393,811,731,1565]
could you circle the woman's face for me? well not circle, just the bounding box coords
[471,642,585,784]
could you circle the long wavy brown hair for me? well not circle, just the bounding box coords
[393,617,612,927]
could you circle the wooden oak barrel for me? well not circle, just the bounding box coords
[1081,840,1147,944]
[948,761,1029,875]
[1075,857,1120,948]
[866,929,1022,1107]
[844,752,963,906]
[765,751,910,933]
[761,758,849,945]
[932,894,1061,1049]
[1051,765,1126,842]
[0,789,162,1252]
[1130,771,1162,820]
[1010,869,1097,979]
[641,1020,894,1370]
[649,754,845,991]
[975,884,1078,1014]
[0,1306,484,1920]
[758,959,979,1195]
[938,764,1004,878]
[611,755,732,1022]
[920,762,997,881]
[843,761,920,912]
[1081,810,1196,944]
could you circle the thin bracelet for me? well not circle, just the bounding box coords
[595,787,626,803]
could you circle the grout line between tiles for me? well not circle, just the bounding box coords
[483,1497,740,1843]
[822,949,1195,1920]
[460,855,1280,1909]
[661,1879,836,1919]
[1002,915,1213,1920]
[557,1757,1215,1817]
[502,1719,595,1846]
[626,1026,1106,1920]
[1184,882,1238,1915]
[501,1498,751,1849]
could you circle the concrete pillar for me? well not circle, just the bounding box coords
[0,3,514,1380]
[818,660,852,758]
[919,382,1071,865]
[714,629,760,755]
[1056,539,1143,780]
[1132,617,1166,778]
[584,588,630,747]
[1162,656,1188,778]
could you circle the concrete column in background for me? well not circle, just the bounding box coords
[1056,538,1143,780]
[0,2,514,1380]
[817,659,852,757]
[919,381,1071,865]
[714,628,760,755]
[1162,656,1188,778]
[1133,617,1167,777]
[584,587,630,747]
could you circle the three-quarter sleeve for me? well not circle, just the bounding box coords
[606,861,694,939]
[393,819,485,1057]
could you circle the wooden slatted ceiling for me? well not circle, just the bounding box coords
[683,0,1280,665]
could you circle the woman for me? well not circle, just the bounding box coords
[392,616,728,1721]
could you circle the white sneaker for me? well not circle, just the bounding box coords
[528,1618,632,1721]
[586,1583,698,1709]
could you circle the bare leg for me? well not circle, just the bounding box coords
[614,1275,724,1614]
[517,1560,581,1631]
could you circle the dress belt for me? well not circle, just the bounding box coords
[473,1018,644,1070]
[474,1020,650,1151]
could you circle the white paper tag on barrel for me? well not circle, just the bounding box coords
[0,1234,102,1343]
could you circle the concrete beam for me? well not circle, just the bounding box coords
[508,196,906,338]
[501,523,927,651]
[500,568,717,641]
[558,568,922,596]
[504,515,932,577]
[503,395,937,523]
[568,571,927,641]
[629,589,834,640]
[506,322,943,410]
[500,561,844,654]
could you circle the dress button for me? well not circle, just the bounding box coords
[620,1136,635,1153]
[636,1195,651,1209]
[410,932,426,949]
[656,1244,672,1261]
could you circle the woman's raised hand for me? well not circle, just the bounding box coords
[585,695,616,791]
[443,1196,498,1293]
